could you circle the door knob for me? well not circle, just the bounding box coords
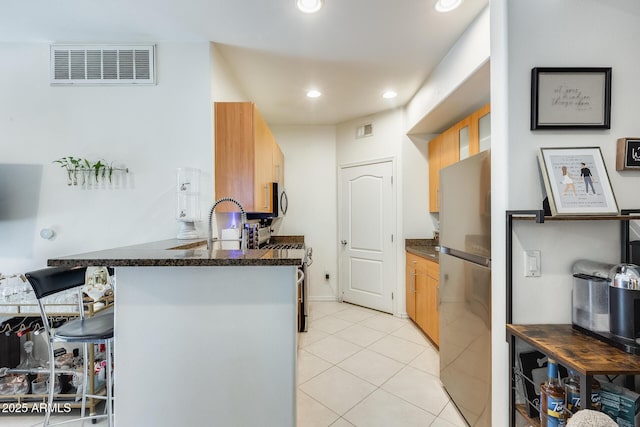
[341,240,348,245]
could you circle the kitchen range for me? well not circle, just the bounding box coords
[245,222,312,332]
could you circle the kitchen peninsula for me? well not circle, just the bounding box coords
[48,239,304,427]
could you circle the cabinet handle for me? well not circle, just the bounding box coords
[275,164,281,183]
[437,189,440,211]
[410,271,416,293]
[436,285,440,312]
[264,184,269,209]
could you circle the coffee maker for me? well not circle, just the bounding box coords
[609,264,640,344]
[572,260,640,355]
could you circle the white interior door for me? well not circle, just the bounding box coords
[339,160,395,313]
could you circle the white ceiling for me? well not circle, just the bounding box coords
[0,0,489,125]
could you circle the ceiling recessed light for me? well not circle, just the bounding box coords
[306,89,322,98]
[435,0,462,13]
[297,0,323,14]
[382,90,397,99]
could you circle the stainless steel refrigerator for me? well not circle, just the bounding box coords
[439,150,491,426]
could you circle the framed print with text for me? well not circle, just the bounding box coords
[538,147,618,216]
[531,67,612,130]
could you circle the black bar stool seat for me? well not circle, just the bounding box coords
[53,313,114,342]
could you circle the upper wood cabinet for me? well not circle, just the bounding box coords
[273,142,284,186]
[214,102,284,213]
[452,116,471,162]
[428,103,490,213]
[469,103,491,156]
[428,129,459,213]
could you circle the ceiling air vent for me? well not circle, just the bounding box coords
[50,44,156,85]
[356,123,373,139]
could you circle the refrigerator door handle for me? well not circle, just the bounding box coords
[440,246,491,268]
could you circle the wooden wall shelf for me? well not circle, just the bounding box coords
[508,210,640,223]
[507,324,640,376]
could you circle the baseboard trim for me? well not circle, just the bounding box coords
[308,296,339,302]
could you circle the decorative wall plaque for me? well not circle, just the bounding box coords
[616,138,640,170]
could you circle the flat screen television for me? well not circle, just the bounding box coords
[0,164,43,257]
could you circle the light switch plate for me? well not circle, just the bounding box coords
[524,250,541,277]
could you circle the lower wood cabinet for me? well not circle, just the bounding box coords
[406,252,439,347]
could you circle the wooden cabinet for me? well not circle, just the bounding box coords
[406,252,439,346]
[428,103,490,213]
[405,255,417,321]
[424,261,439,345]
[469,103,491,156]
[452,116,471,162]
[273,142,284,186]
[428,129,459,213]
[214,102,284,213]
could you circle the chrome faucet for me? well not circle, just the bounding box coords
[207,197,248,251]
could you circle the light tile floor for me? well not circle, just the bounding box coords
[2,301,467,427]
[298,301,467,427]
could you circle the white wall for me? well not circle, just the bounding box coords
[405,6,490,132]
[490,2,510,424]
[402,6,491,238]
[503,0,640,330]
[336,110,403,165]
[0,42,246,274]
[403,134,433,237]
[210,43,249,103]
[492,1,640,424]
[335,109,408,313]
[270,125,338,300]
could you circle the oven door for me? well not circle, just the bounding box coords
[297,263,307,332]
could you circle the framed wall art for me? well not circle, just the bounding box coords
[538,147,618,216]
[531,67,612,130]
[616,137,640,170]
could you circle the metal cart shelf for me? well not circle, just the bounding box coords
[506,209,640,426]
[0,283,113,420]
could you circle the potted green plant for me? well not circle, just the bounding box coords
[54,157,124,186]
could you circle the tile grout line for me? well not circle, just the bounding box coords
[301,302,460,426]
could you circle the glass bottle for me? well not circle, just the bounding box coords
[563,369,601,414]
[17,340,45,369]
[540,359,567,426]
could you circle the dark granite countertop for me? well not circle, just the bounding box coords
[405,238,439,263]
[47,239,305,268]
[270,235,305,244]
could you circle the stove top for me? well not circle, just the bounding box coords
[262,243,305,250]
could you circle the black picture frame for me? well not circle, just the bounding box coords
[531,67,612,130]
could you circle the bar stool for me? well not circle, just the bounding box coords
[25,266,114,426]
